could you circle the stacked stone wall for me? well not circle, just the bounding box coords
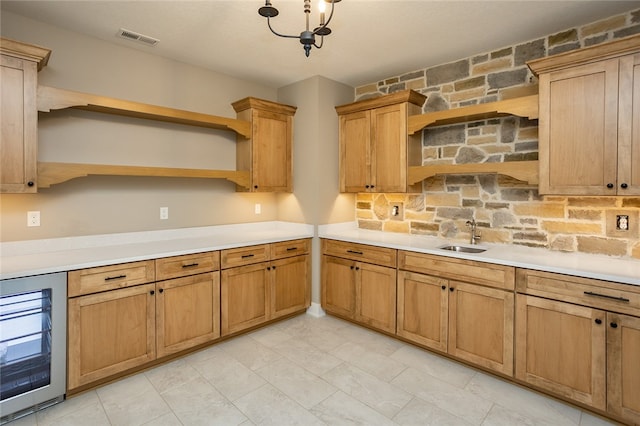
[353,8,640,259]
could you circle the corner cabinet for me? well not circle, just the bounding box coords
[232,97,296,192]
[0,38,50,193]
[336,90,426,193]
[529,34,640,195]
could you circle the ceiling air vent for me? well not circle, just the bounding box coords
[117,28,160,46]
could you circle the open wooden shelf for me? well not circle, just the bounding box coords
[407,95,539,135]
[408,160,539,185]
[37,162,250,188]
[37,85,252,138]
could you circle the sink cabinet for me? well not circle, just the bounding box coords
[516,268,640,424]
[336,90,426,193]
[0,38,50,193]
[321,239,397,333]
[529,34,640,195]
[397,251,515,376]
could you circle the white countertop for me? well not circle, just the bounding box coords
[0,221,313,280]
[319,222,640,286]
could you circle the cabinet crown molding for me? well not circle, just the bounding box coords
[528,33,640,75]
[335,89,427,115]
[0,37,51,71]
[232,97,297,115]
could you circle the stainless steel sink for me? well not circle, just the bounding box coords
[439,245,487,254]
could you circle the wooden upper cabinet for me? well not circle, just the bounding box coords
[233,97,296,192]
[0,38,50,193]
[529,34,640,195]
[336,90,426,193]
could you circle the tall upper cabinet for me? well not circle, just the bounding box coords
[336,90,426,193]
[233,97,296,192]
[0,38,50,193]
[529,34,640,196]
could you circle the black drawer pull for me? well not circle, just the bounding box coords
[241,254,255,259]
[286,247,298,251]
[346,250,363,255]
[182,263,199,268]
[583,291,630,303]
[105,274,126,281]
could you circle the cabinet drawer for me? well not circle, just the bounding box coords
[271,239,310,260]
[156,252,219,281]
[516,269,640,316]
[68,260,155,297]
[322,239,396,268]
[221,244,270,269]
[399,251,514,290]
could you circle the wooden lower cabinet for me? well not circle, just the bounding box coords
[397,270,514,376]
[449,280,514,375]
[515,294,607,410]
[321,255,396,334]
[221,263,269,335]
[156,272,220,358]
[221,240,311,335]
[607,313,640,424]
[271,255,310,319]
[67,283,156,390]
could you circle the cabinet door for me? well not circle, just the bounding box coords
[449,281,514,376]
[321,255,356,319]
[356,262,397,333]
[607,312,640,424]
[0,55,38,193]
[397,271,448,352]
[252,109,292,192]
[371,103,408,193]
[270,255,310,319]
[515,294,606,410]
[221,263,268,335]
[156,272,220,358]
[339,110,371,192]
[617,52,640,195]
[538,59,619,195]
[68,283,156,390]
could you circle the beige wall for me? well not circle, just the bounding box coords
[277,76,354,304]
[1,11,282,241]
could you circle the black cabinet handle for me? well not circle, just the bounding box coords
[182,263,199,268]
[346,250,363,255]
[159,288,164,293]
[272,266,276,270]
[267,266,271,271]
[621,183,628,189]
[610,322,618,329]
[241,254,255,259]
[254,185,258,189]
[595,318,602,325]
[350,265,354,270]
[150,290,155,295]
[286,247,298,251]
[105,274,127,281]
[355,266,360,271]
[607,183,614,189]
[441,285,446,290]
[449,287,455,292]
[584,291,630,303]
[27,181,34,187]
[365,185,370,189]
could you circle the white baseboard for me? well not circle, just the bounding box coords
[306,302,325,318]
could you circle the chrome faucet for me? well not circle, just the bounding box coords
[466,219,481,245]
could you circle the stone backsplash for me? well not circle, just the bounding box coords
[353,8,640,259]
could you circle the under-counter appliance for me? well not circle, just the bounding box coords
[0,272,66,423]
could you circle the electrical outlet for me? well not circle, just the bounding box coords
[27,211,40,227]
[255,203,261,215]
[390,203,404,221]
[160,207,169,220]
[616,215,629,231]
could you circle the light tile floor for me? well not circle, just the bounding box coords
[8,314,619,426]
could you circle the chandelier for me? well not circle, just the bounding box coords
[258,0,341,57]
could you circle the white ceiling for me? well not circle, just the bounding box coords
[2,1,638,88]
